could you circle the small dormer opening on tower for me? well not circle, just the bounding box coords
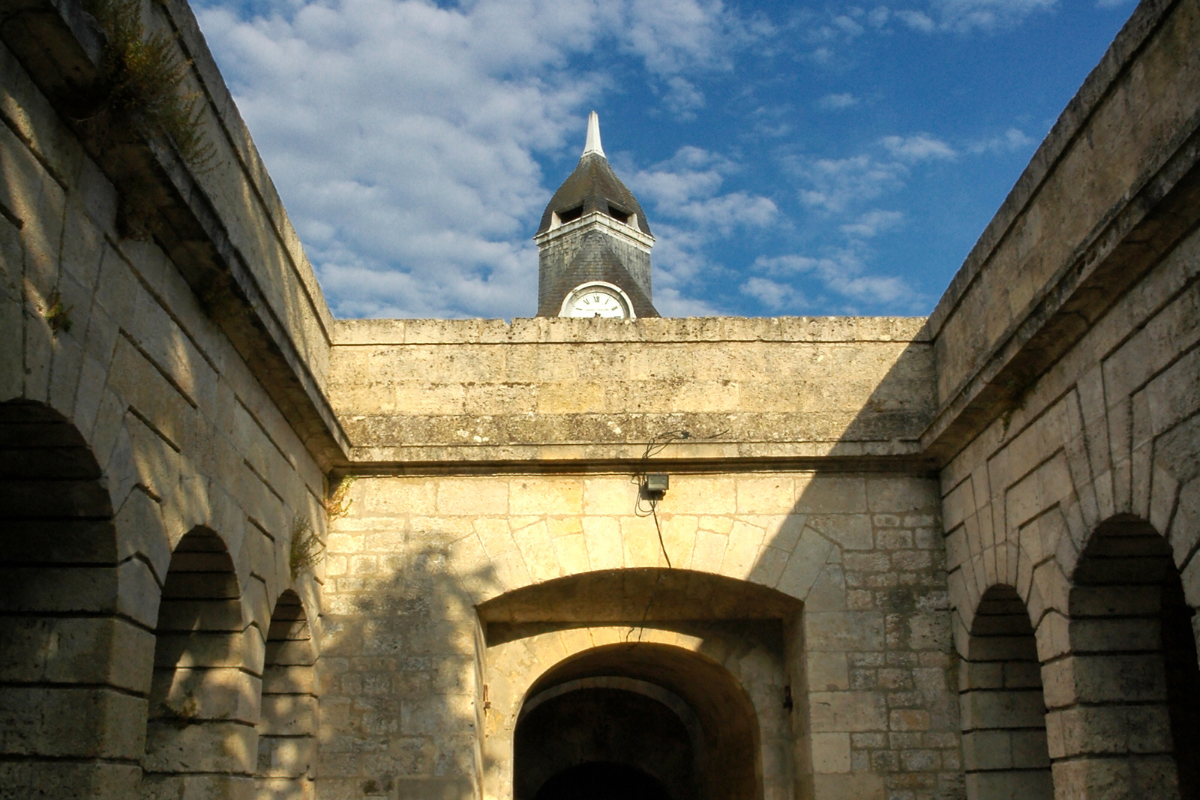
[606,205,630,224]
[558,205,584,224]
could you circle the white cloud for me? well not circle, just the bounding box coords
[840,210,904,238]
[631,147,777,234]
[968,127,1035,154]
[196,0,763,318]
[818,92,859,110]
[626,147,778,309]
[795,155,908,213]
[741,276,799,311]
[662,76,706,118]
[747,250,917,311]
[899,0,1057,33]
[881,133,957,161]
[897,9,937,31]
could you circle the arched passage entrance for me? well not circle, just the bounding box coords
[1053,515,1200,798]
[0,400,146,798]
[535,761,672,800]
[960,585,1052,800]
[514,642,763,800]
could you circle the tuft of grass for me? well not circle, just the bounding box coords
[44,290,73,334]
[289,514,325,581]
[83,0,216,173]
[325,476,356,520]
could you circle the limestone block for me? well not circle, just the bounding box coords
[143,719,258,774]
[260,695,317,736]
[736,476,796,514]
[437,480,507,516]
[658,514,697,569]
[804,564,848,612]
[1011,728,1051,769]
[255,776,316,799]
[812,772,885,800]
[959,689,1046,731]
[795,477,867,514]
[809,691,888,733]
[549,537,588,575]
[512,520,562,582]
[47,329,84,420]
[719,520,765,577]
[139,772,257,800]
[808,653,849,692]
[621,516,664,568]
[775,526,833,600]
[0,565,117,614]
[810,732,851,773]
[660,476,736,516]
[1042,653,1166,708]
[690,528,728,574]
[258,735,317,779]
[582,517,624,571]
[0,685,146,759]
[749,545,789,588]
[151,666,262,725]
[0,615,154,693]
[0,761,140,800]
[961,729,1013,770]
[508,479,583,515]
[23,297,54,404]
[807,515,873,551]
[1051,756,1180,800]
[264,665,318,695]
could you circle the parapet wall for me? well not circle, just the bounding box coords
[330,316,934,468]
[925,0,1200,465]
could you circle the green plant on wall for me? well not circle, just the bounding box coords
[289,514,325,581]
[82,0,216,173]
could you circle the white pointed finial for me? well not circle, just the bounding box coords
[582,111,605,158]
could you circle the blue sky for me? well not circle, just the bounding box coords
[194,0,1138,319]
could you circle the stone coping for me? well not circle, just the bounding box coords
[333,316,930,346]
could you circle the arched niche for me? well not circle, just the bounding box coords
[0,400,146,798]
[515,643,763,800]
[1055,515,1200,798]
[960,584,1052,800]
[141,528,257,799]
[256,589,319,799]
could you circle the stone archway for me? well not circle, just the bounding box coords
[1050,515,1200,798]
[480,568,799,800]
[960,585,1052,800]
[0,400,144,798]
[514,643,763,800]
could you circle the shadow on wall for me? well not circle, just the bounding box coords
[316,537,499,798]
[736,330,962,800]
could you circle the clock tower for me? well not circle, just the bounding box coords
[534,112,658,319]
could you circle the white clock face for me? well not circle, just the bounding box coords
[566,289,627,318]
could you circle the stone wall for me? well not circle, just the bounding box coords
[330,316,933,466]
[931,0,1200,798]
[319,471,959,800]
[0,0,335,795]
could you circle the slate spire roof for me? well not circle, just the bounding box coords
[536,112,652,237]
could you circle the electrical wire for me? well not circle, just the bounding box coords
[625,428,727,643]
